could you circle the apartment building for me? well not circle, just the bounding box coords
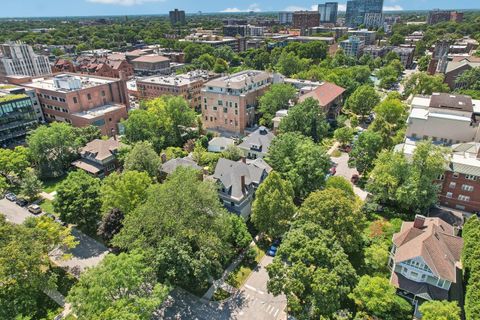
[298,81,346,119]
[169,9,186,25]
[0,42,51,80]
[131,55,171,76]
[318,2,338,24]
[392,47,415,69]
[389,215,463,313]
[136,71,212,110]
[201,70,271,134]
[293,11,320,30]
[23,73,129,136]
[444,56,480,89]
[340,36,365,57]
[363,45,389,58]
[427,10,463,25]
[405,93,480,144]
[347,29,376,45]
[345,0,384,28]
[181,34,247,53]
[278,12,294,25]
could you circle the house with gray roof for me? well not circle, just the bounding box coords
[72,138,123,178]
[160,157,202,179]
[238,126,275,159]
[210,158,269,218]
[208,137,235,153]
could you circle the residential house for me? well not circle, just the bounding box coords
[72,138,123,178]
[298,81,346,119]
[389,215,463,315]
[444,56,480,90]
[208,137,235,153]
[131,55,171,76]
[238,126,275,159]
[210,158,269,218]
[159,157,202,180]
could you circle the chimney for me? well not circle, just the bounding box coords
[240,175,246,193]
[413,215,426,229]
[160,153,167,163]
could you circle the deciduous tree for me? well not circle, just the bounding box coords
[418,300,461,320]
[258,83,296,126]
[346,85,380,119]
[20,168,43,201]
[124,141,160,178]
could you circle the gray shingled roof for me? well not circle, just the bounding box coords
[161,157,202,175]
[238,126,274,153]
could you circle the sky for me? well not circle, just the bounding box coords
[0,0,478,18]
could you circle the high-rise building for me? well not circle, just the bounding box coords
[169,9,186,25]
[278,11,294,25]
[427,10,464,25]
[345,0,384,28]
[293,11,321,30]
[0,42,51,80]
[318,2,338,24]
[201,70,272,134]
[364,12,384,28]
[340,36,365,57]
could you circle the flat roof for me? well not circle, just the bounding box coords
[72,103,125,119]
[24,73,115,92]
[131,55,170,63]
[205,70,270,90]
[137,71,207,86]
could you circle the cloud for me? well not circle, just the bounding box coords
[86,0,164,5]
[285,3,347,12]
[338,4,347,11]
[283,6,308,11]
[222,3,261,12]
[383,5,403,10]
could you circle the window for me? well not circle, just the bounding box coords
[449,182,456,189]
[101,91,105,97]
[452,172,459,179]
[458,195,470,202]
[223,108,227,113]
[446,192,453,198]
[437,174,445,180]
[462,184,474,192]
[87,93,92,100]
[438,279,446,288]
[218,100,223,106]
[465,174,478,181]
[73,97,78,104]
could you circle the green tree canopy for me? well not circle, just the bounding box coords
[275,51,311,77]
[418,300,461,320]
[279,97,329,143]
[67,251,170,320]
[123,141,161,178]
[402,72,449,97]
[258,83,296,126]
[370,97,407,148]
[334,126,354,146]
[346,85,380,118]
[112,168,251,289]
[20,168,43,201]
[349,275,411,320]
[350,130,383,173]
[0,146,29,180]
[326,176,355,198]
[53,170,101,232]
[267,221,357,319]
[251,171,296,238]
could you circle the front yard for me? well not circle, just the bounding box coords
[226,245,265,288]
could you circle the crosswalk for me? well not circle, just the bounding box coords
[243,291,281,319]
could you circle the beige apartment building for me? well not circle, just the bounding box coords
[23,73,129,136]
[136,71,213,110]
[201,70,271,135]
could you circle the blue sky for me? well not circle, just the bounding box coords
[0,0,478,18]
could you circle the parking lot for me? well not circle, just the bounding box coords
[0,197,37,224]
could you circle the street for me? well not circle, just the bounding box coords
[161,255,287,320]
[0,198,108,273]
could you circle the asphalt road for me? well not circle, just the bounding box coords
[331,152,369,201]
[0,197,35,223]
[161,255,287,320]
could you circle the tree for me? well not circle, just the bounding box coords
[376,65,399,89]
[325,176,355,198]
[74,125,102,146]
[350,130,383,173]
[251,171,296,238]
[402,72,449,98]
[113,168,251,289]
[0,146,29,180]
[221,145,243,161]
[364,243,390,276]
[346,85,380,118]
[349,275,411,320]
[297,188,364,254]
[334,127,354,146]
[123,96,196,152]
[369,97,407,147]
[258,83,296,126]
[266,132,330,199]
[213,58,228,73]
[267,222,357,319]
[275,51,310,77]
[418,300,461,320]
[27,122,81,178]
[384,51,400,64]
[0,175,8,194]
[67,251,170,320]
[53,170,101,233]
[98,208,125,244]
[100,170,152,215]
[279,97,329,143]
[24,215,78,254]
[213,45,237,64]
[455,67,480,90]
[183,43,214,63]
[19,168,43,201]
[418,55,431,72]
[0,216,61,319]
[193,53,216,70]
[389,33,405,46]
[124,141,160,178]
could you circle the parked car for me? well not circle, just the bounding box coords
[329,166,337,176]
[5,192,16,202]
[351,174,360,184]
[15,198,28,207]
[267,245,278,257]
[28,204,42,214]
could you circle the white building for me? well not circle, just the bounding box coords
[278,12,293,25]
[406,93,480,145]
[0,42,51,78]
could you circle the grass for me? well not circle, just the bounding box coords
[42,175,67,194]
[226,245,265,288]
[39,199,56,215]
[331,149,342,158]
[212,288,231,301]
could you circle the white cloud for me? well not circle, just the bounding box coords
[383,5,403,10]
[284,3,347,12]
[87,0,164,6]
[283,6,308,11]
[221,3,261,12]
[338,4,347,11]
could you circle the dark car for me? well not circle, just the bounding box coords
[351,174,360,184]
[15,198,28,207]
[267,245,278,257]
[5,192,16,202]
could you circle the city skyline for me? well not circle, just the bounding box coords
[0,0,479,18]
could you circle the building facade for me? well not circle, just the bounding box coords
[131,55,171,76]
[345,0,384,28]
[427,10,463,25]
[238,126,274,159]
[364,12,384,28]
[23,73,129,136]
[169,9,186,25]
[201,70,271,134]
[278,11,294,25]
[347,29,376,45]
[318,2,338,24]
[181,34,247,53]
[293,11,320,30]
[72,138,123,178]
[0,42,51,79]
[392,47,415,69]
[340,36,365,57]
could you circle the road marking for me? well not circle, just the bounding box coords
[266,305,272,313]
[269,307,276,315]
[244,284,265,295]
[274,308,279,317]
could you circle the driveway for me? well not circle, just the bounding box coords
[161,255,287,320]
[0,198,108,274]
[331,152,369,201]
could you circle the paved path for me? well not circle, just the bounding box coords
[40,191,56,201]
[330,151,369,201]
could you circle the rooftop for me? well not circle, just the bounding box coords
[205,70,270,90]
[24,73,115,92]
[80,137,123,161]
[298,81,345,107]
[72,103,126,120]
[137,71,209,86]
[131,55,170,63]
[238,126,275,153]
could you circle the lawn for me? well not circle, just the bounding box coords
[39,199,56,215]
[42,175,67,194]
[212,288,231,301]
[226,245,265,288]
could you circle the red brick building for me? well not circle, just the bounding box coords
[74,55,134,79]
[293,11,320,30]
[298,82,346,119]
[23,73,129,136]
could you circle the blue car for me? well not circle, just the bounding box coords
[267,245,278,257]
